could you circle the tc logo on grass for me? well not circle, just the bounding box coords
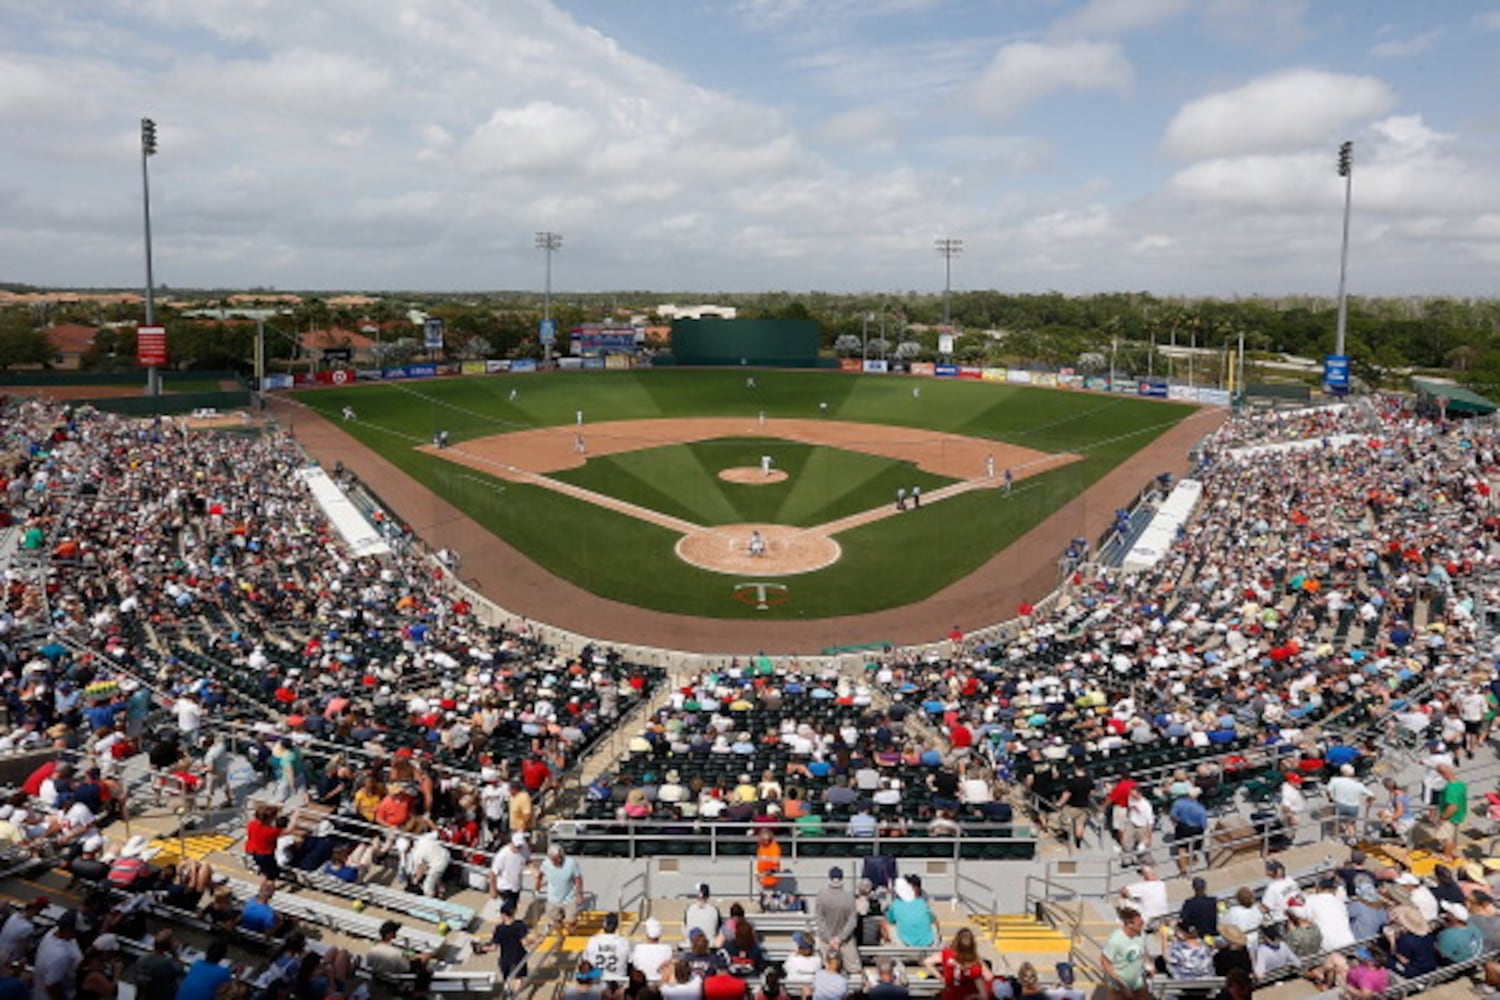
[734,582,789,611]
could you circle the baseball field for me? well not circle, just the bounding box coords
[292,369,1197,622]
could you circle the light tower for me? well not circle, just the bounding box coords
[934,237,962,328]
[535,231,562,364]
[1334,141,1354,358]
[141,117,159,395]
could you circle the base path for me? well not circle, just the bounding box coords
[270,395,1225,654]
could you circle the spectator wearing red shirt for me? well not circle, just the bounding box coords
[1105,777,1138,849]
[705,970,748,1000]
[244,804,282,879]
[521,758,552,794]
[948,720,973,765]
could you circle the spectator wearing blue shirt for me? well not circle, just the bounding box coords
[1168,788,1208,877]
[847,806,877,838]
[238,883,290,936]
[176,940,234,1000]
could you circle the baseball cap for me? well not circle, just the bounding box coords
[793,931,813,950]
[697,883,711,898]
[603,913,620,932]
[577,965,602,983]
[511,832,529,847]
[1442,901,1470,922]
[91,934,120,952]
[645,918,663,939]
[828,866,844,882]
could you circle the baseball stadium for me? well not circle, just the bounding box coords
[1,326,1497,1000]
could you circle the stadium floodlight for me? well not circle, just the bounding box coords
[934,238,962,328]
[141,117,159,395]
[1334,140,1353,360]
[536,231,563,363]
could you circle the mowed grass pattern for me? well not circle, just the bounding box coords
[553,439,956,527]
[297,370,1196,619]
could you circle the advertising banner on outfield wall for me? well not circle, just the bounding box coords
[862,359,888,373]
[357,369,382,381]
[511,359,538,373]
[1034,373,1058,387]
[1137,381,1169,398]
[581,356,606,370]
[1007,369,1032,384]
[958,366,983,380]
[485,360,511,373]
[460,361,488,375]
[1058,374,1084,388]
[605,354,633,370]
[934,364,958,378]
[1167,385,1195,401]
[261,374,293,390]
[292,369,356,386]
[1084,376,1109,391]
[910,362,936,377]
[1197,388,1232,406]
[839,358,862,373]
[981,368,1006,382]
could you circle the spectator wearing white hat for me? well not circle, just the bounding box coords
[490,831,531,911]
[631,918,673,982]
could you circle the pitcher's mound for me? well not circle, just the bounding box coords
[676,524,840,577]
[720,467,788,484]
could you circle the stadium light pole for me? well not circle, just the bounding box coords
[934,237,962,327]
[141,117,159,396]
[536,231,562,364]
[1334,140,1354,360]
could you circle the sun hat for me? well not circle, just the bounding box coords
[1393,905,1430,936]
[644,918,663,939]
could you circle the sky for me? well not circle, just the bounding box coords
[2,0,1498,298]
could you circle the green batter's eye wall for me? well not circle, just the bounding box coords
[667,318,822,368]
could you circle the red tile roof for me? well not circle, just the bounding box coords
[47,324,99,355]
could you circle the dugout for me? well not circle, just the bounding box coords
[668,318,821,367]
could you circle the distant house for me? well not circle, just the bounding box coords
[46,323,99,369]
[299,328,377,365]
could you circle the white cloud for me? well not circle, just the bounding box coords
[1471,11,1500,30]
[973,41,1133,120]
[1200,0,1312,49]
[737,0,939,28]
[1051,0,1191,38]
[1161,70,1395,159]
[1369,27,1442,58]
[818,108,900,149]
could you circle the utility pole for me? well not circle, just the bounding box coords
[934,238,962,328]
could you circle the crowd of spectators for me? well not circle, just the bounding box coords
[7,388,1500,998]
[0,398,662,900]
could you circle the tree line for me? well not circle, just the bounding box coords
[2,288,1498,395]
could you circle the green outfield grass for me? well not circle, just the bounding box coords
[296,370,1195,619]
